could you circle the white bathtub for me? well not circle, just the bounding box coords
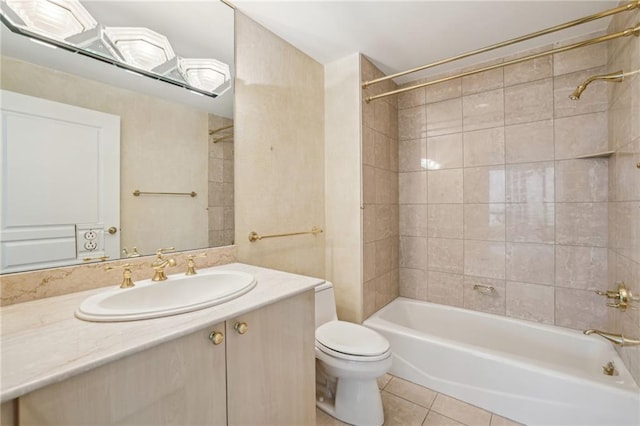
[363,297,640,426]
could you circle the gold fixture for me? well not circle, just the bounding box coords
[473,284,496,295]
[133,189,197,198]
[212,134,233,143]
[186,253,208,275]
[584,330,640,347]
[248,226,323,243]
[83,255,110,262]
[362,1,640,89]
[569,70,625,100]
[121,247,141,258]
[209,331,225,345]
[602,361,617,376]
[365,24,640,103]
[107,226,118,235]
[105,263,135,288]
[209,124,234,135]
[234,321,248,335]
[151,247,177,281]
[595,282,638,310]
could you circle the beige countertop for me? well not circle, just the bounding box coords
[0,263,323,402]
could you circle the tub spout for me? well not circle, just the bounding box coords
[584,329,640,347]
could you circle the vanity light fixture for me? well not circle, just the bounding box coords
[0,0,231,99]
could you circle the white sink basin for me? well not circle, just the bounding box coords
[75,270,256,322]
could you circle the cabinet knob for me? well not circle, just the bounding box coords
[108,226,118,235]
[234,322,248,335]
[209,331,224,345]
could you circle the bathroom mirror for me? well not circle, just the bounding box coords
[0,1,234,274]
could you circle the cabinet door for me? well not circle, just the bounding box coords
[226,290,315,425]
[19,326,226,425]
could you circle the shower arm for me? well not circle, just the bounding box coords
[569,70,625,100]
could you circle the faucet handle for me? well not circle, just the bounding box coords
[156,247,176,257]
[186,253,207,276]
[105,263,135,288]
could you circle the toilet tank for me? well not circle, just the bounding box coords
[315,281,338,327]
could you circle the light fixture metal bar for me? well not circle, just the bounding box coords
[365,24,640,103]
[362,0,640,89]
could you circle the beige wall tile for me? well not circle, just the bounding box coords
[611,138,640,202]
[399,138,427,172]
[505,119,554,164]
[427,78,462,103]
[400,204,428,237]
[464,240,506,279]
[428,169,463,203]
[505,162,555,203]
[363,242,376,283]
[363,279,377,319]
[374,100,393,137]
[374,131,391,170]
[363,205,376,243]
[385,377,437,408]
[556,202,608,247]
[555,159,608,202]
[555,287,608,330]
[363,165,376,204]
[463,276,506,315]
[376,168,395,204]
[399,106,426,140]
[375,238,393,277]
[427,204,464,239]
[428,238,464,274]
[400,236,427,270]
[504,78,553,125]
[431,394,491,426]
[553,39,607,76]
[463,88,505,132]
[554,112,608,160]
[375,204,394,240]
[555,245,607,291]
[554,67,608,118]
[506,203,555,244]
[462,68,503,95]
[399,268,428,300]
[506,281,555,324]
[463,127,505,167]
[362,126,376,166]
[399,171,427,204]
[426,98,463,137]
[506,242,555,285]
[464,204,506,241]
[427,133,463,170]
[464,166,506,203]
[398,85,426,110]
[504,55,552,87]
[427,271,464,307]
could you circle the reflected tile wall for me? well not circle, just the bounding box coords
[363,56,399,319]
[397,32,611,334]
[606,8,640,384]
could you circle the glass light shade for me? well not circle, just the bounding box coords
[104,27,175,71]
[178,58,230,93]
[4,0,97,40]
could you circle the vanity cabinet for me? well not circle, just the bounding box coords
[17,290,315,425]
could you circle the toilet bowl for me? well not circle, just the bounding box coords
[315,282,391,426]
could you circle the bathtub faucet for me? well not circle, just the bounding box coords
[583,329,640,347]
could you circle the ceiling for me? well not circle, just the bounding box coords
[235,0,621,84]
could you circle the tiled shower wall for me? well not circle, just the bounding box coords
[607,6,640,382]
[361,56,400,319]
[208,114,234,247]
[398,33,612,330]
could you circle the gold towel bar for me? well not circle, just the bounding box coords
[133,190,197,197]
[209,124,234,135]
[248,226,323,243]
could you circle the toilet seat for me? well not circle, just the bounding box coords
[316,320,390,361]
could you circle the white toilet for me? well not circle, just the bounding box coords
[314,281,392,426]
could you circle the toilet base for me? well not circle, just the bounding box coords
[316,377,384,426]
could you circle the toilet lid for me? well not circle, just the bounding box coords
[316,320,390,357]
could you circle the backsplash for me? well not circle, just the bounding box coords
[397,31,611,330]
[0,245,236,307]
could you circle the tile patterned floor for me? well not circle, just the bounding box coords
[316,374,523,426]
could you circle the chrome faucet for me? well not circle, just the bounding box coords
[584,329,640,347]
[151,247,177,281]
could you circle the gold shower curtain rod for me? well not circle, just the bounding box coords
[362,0,640,89]
[365,24,640,103]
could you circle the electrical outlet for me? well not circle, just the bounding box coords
[84,230,97,240]
[84,240,98,251]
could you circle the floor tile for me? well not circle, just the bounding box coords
[316,408,349,426]
[385,377,437,408]
[423,411,466,426]
[377,373,392,389]
[431,394,491,426]
[382,390,429,426]
[490,414,523,426]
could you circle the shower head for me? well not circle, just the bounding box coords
[569,70,625,100]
